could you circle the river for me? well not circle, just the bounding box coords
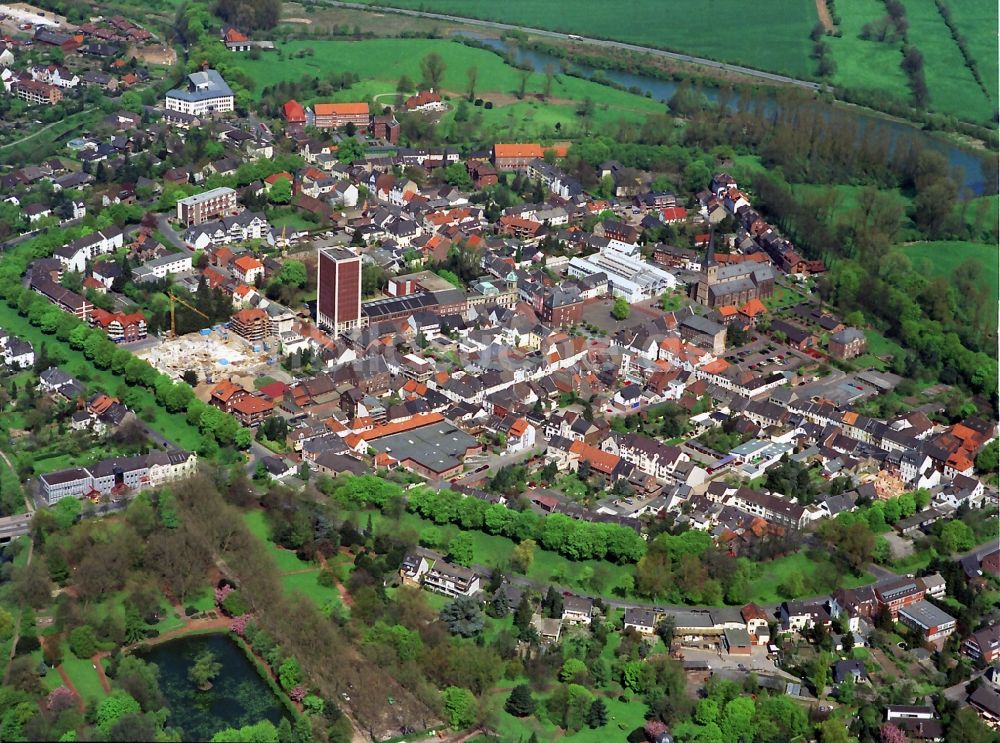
[455,32,994,196]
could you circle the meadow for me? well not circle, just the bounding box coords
[943,1,999,99]
[351,0,817,78]
[232,38,668,139]
[900,0,994,123]
[825,0,911,104]
[342,0,997,123]
[900,240,999,305]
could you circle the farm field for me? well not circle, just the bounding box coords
[345,0,997,122]
[899,240,999,305]
[900,0,994,123]
[349,0,817,78]
[943,1,999,100]
[826,0,911,105]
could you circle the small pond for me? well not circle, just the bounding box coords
[139,633,286,741]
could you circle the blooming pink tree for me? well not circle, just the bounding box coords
[229,614,251,636]
[215,584,233,606]
[289,685,307,703]
[881,724,908,743]
[645,720,669,741]
[46,686,78,713]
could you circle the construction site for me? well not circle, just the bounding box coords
[135,326,277,385]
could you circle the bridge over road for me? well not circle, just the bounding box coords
[0,513,32,543]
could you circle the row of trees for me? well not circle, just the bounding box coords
[406,486,647,564]
[0,227,251,451]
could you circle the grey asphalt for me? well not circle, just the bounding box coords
[318,1,823,91]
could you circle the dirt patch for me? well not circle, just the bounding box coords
[282,17,312,24]
[815,0,835,31]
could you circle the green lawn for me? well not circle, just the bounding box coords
[744,550,873,605]
[487,688,647,742]
[0,306,202,450]
[900,0,994,123]
[243,511,349,618]
[372,510,639,599]
[232,38,666,135]
[900,241,999,305]
[556,474,589,500]
[864,329,907,360]
[350,0,817,78]
[60,654,107,704]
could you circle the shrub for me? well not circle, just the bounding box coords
[68,625,98,659]
[221,591,250,617]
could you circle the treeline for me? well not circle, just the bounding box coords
[406,487,647,564]
[321,475,648,565]
[0,229,251,452]
[215,0,282,31]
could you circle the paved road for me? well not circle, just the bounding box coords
[155,215,192,253]
[319,1,823,91]
[0,513,32,541]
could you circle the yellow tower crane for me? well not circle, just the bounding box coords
[168,292,210,338]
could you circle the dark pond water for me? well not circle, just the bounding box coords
[139,633,285,741]
[454,32,993,196]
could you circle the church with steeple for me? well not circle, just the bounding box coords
[689,231,776,308]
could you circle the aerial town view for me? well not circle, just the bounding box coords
[0,0,996,740]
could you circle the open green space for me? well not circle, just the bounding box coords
[243,511,349,617]
[944,1,999,99]
[864,329,907,360]
[900,241,999,305]
[743,549,874,606]
[60,653,108,704]
[901,0,994,122]
[231,38,665,137]
[351,0,816,78]
[827,0,911,102]
[0,306,202,451]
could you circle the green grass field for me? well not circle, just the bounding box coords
[827,0,911,104]
[347,0,997,122]
[743,550,873,605]
[900,0,994,123]
[60,654,107,704]
[352,0,816,78]
[243,511,349,618]
[233,38,667,140]
[864,329,907,360]
[900,240,999,305]
[944,1,999,101]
